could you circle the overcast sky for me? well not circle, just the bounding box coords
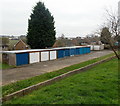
[0,0,119,37]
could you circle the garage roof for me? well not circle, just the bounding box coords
[1,46,90,54]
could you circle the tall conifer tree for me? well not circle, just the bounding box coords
[27,2,56,49]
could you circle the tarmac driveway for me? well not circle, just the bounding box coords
[2,50,113,85]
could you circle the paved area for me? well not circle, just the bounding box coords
[2,50,113,85]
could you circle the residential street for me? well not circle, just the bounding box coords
[2,50,113,85]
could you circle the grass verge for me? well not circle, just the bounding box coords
[0,63,14,70]
[4,58,119,104]
[2,53,114,97]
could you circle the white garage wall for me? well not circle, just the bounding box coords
[88,45,104,50]
[50,51,57,60]
[88,45,93,50]
[100,44,104,50]
[41,51,49,61]
[94,45,100,50]
[90,45,93,50]
[29,52,40,64]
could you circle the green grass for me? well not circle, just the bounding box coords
[9,40,19,47]
[0,63,14,70]
[5,58,119,104]
[2,53,114,97]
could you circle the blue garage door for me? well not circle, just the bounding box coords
[57,49,65,58]
[87,47,90,53]
[86,47,88,53]
[65,49,70,57]
[80,48,83,54]
[85,47,87,54]
[76,48,80,55]
[83,47,87,54]
[16,53,29,66]
[70,48,75,56]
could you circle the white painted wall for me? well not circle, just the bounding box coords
[88,45,94,50]
[100,44,104,50]
[29,52,40,64]
[50,51,57,60]
[94,45,100,50]
[88,45,104,50]
[90,45,93,50]
[41,51,49,61]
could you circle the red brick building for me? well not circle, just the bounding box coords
[14,39,29,50]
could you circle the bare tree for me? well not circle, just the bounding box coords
[106,9,120,40]
[101,27,120,59]
[100,8,120,59]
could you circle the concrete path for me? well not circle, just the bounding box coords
[2,50,113,85]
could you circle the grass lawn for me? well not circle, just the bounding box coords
[0,63,14,70]
[4,58,119,104]
[2,53,115,96]
[9,40,19,49]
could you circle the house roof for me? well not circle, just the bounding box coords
[14,39,28,47]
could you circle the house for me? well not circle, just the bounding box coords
[14,39,29,50]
